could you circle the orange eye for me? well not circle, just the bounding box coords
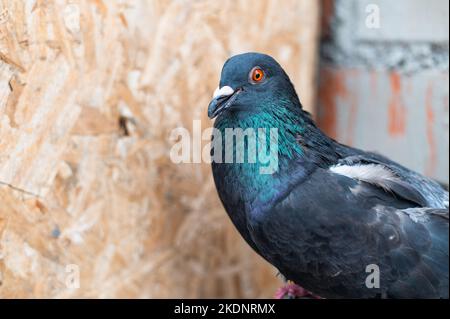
[250,67,265,83]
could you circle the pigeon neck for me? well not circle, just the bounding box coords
[211,106,340,202]
[211,108,309,201]
[213,106,306,161]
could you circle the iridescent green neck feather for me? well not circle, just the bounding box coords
[211,98,306,202]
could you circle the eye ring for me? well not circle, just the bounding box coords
[249,67,265,84]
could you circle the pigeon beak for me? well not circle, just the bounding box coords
[208,86,241,119]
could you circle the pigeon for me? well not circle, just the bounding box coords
[207,52,449,299]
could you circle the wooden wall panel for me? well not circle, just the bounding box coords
[0,0,320,298]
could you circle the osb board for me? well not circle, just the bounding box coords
[0,0,320,298]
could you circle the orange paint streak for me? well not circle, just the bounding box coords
[321,0,335,39]
[345,70,358,145]
[425,85,437,176]
[387,72,406,136]
[318,68,349,139]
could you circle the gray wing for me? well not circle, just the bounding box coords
[335,151,449,209]
[248,168,449,299]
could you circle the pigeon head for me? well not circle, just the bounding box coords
[208,52,301,120]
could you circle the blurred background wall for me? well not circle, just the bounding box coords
[318,0,449,184]
[0,0,319,298]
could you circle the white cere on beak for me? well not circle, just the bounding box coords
[213,86,234,99]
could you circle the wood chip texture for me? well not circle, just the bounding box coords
[0,0,320,298]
